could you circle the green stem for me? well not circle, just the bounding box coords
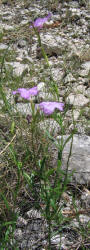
[34,27,50,67]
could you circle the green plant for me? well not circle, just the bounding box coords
[23,108,74,249]
[0,192,18,249]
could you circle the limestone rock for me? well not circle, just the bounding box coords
[66,93,89,106]
[6,62,29,76]
[51,135,90,185]
[38,119,61,137]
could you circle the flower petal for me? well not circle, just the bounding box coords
[12,90,18,95]
[36,102,64,115]
[12,87,38,100]
[30,13,51,29]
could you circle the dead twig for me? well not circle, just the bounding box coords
[62,208,90,218]
[0,131,17,156]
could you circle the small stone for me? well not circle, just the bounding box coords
[38,91,56,102]
[51,135,90,185]
[15,103,32,115]
[18,39,27,48]
[75,85,86,94]
[3,24,14,30]
[73,110,80,120]
[14,229,23,240]
[51,235,67,249]
[6,62,29,76]
[21,240,28,248]
[65,73,76,83]
[38,119,61,137]
[81,188,90,208]
[51,234,61,245]
[0,44,8,50]
[26,209,41,219]
[85,88,90,98]
[36,33,68,58]
[80,69,89,77]
[79,215,90,224]
[66,93,89,106]
[16,216,28,227]
[37,82,45,91]
[82,61,90,72]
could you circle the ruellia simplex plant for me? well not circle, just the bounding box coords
[0,13,76,249]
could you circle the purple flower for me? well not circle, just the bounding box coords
[30,13,51,30]
[12,87,38,100]
[36,102,64,115]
